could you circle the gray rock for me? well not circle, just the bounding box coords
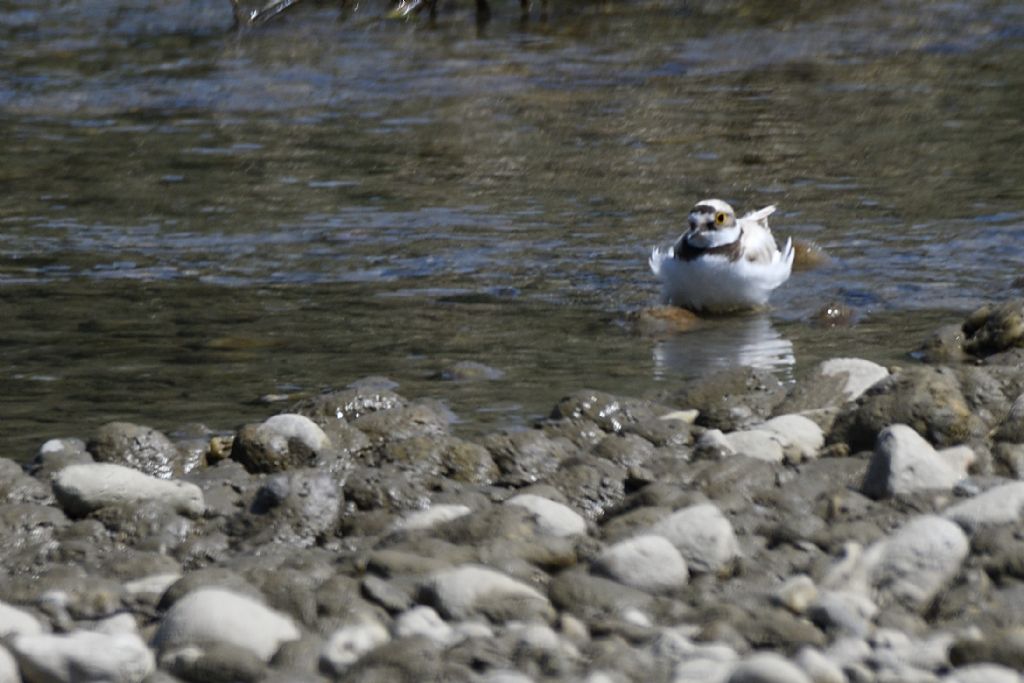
[943,481,1024,531]
[547,569,655,621]
[379,434,498,484]
[647,503,740,575]
[773,575,818,615]
[393,606,458,646]
[53,463,204,518]
[352,403,451,445]
[830,366,983,451]
[483,430,575,484]
[995,393,1024,443]
[87,422,185,479]
[230,414,336,473]
[826,515,968,613]
[942,663,1023,683]
[727,652,813,683]
[421,565,554,623]
[0,601,45,638]
[593,534,689,593]
[592,433,658,468]
[0,647,16,683]
[320,618,391,676]
[949,627,1024,671]
[290,386,406,423]
[962,299,1024,356]
[760,414,826,461]
[550,389,666,434]
[794,646,846,683]
[432,360,505,382]
[160,641,268,683]
[153,588,301,661]
[861,424,973,499]
[542,456,626,521]
[670,367,787,432]
[29,438,92,479]
[722,429,786,463]
[10,630,154,683]
[245,469,343,547]
[505,493,587,537]
[917,323,970,364]
[783,358,891,414]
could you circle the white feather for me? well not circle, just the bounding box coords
[650,204,793,312]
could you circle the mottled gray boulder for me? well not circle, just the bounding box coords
[669,367,787,432]
[647,503,740,575]
[593,534,689,593]
[830,366,983,451]
[592,433,658,468]
[351,403,451,445]
[547,569,656,620]
[541,456,626,521]
[483,430,575,484]
[505,493,586,537]
[861,424,974,499]
[942,663,1024,683]
[289,386,406,423]
[0,457,51,506]
[962,299,1024,357]
[943,481,1024,531]
[160,641,268,683]
[379,434,498,484]
[230,413,335,473]
[9,630,154,683]
[420,565,554,623]
[87,422,186,479]
[153,588,300,661]
[53,463,204,518]
[550,389,666,434]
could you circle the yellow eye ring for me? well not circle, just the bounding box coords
[714,211,727,225]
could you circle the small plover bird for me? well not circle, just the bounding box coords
[649,198,794,312]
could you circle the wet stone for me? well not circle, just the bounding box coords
[88,421,186,479]
[230,414,337,474]
[289,386,406,423]
[483,430,576,484]
[961,299,1024,357]
[351,403,451,445]
[668,367,787,432]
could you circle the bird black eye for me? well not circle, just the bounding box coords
[715,212,727,225]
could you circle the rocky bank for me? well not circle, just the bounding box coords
[3,300,1024,683]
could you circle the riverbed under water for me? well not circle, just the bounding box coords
[1,0,1022,457]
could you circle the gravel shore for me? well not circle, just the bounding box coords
[3,300,1024,683]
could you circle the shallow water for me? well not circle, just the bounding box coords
[1,0,1023,457]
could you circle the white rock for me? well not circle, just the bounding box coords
[505,494,587,537]
[595,534,689,593]
[393,606,457,645]
[723,429,785,463]
[673,658,734,683]
[395,504,472,532]
[10,630,154,683]
[794,646,846,683]
[648,503,740,575]
[92,613,140,637]
[819,358,890,402]
[152,588,300,661]
[760,414,825,461]
[942,663,1023,683]
[696,429,736,459]
[0,647,18,683]
[261,413,331,451]
[0,601,45,638]
[824,637,871,669]
[425,565,552,620]
[727,652,813,683]
[826,515,968,612]
[773,574,818,614]
[943,481,1024,531]
[483,671,536,683]
[53,463,204,518]
[861,424,972,498]
[321,618,390,675]
[122,573,182,601]
[807,590,876,637]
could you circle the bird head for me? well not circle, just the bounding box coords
[688,199,737,233]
